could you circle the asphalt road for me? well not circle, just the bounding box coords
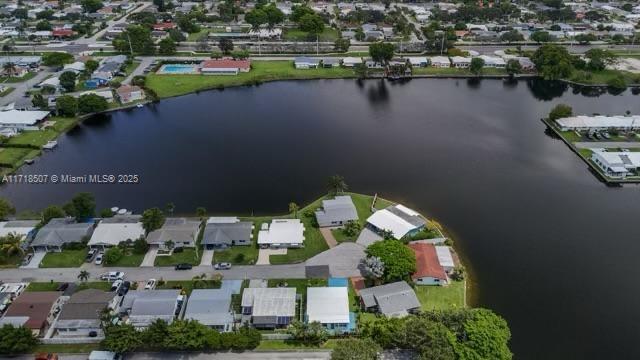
[0,68,53,107]
[0,263,307,283]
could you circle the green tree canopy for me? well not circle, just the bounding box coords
[41,205,66,225]
[42,52,74,66]
[531,44,573,80]
[584,48,617,71]
[548,104,572,121]
[64,192,96,220]
[365,240,416,281]
[331,338,382,360]
[298,13,325,35]
[78,93,109,114]
[158,37,177,55]
[290,5,315,22]
[0,324,38,354]
[59,71,77,92]
[530,31,553,43]
[141,207,165,233]
[81,0,104,13]
[454,309,512,360]
[470,57,484,76]
[56,95,78,117]
[369,42,395,64]
[101,324,142,353]
[505,59,522,75]
[113,25,156,55]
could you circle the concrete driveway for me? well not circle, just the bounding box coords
[306,243,365,278]
[200,249,214,266]
[141,246,158,267]
[19,251,46,269]
[356,228,383,247]
[257,248,287,265]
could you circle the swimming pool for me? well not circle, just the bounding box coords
[157,64,199,74]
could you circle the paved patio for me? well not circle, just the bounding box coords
[257,248,287,265]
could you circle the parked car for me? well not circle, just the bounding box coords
[88,350,121,360]
[94,252,104,265]
[35,353,58,360]
[175,294,185,315]
[86,249,97,262]
[100,272,124,281]
[56,283,69,292]
[144,279,157,290]
[214,262,231,270]
[117,281,131,296]
[174,263,192,270]
[110,279,123,292]
[602,132,611,139]
[21,253,33,266]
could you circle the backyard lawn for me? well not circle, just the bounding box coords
[0,72,37,83]
[415,280,466,310]
[34,343,100,354]
[154,248,202,266]
[39,249,87,268]
[212,217,263,265]
[104,252,145,267]
[283,28,340,42]
[146,61,356,98]
[0,147,39,168]
[26,282,61,291]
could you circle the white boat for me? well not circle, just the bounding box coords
[42,140,58,150]
[136,103,143,108]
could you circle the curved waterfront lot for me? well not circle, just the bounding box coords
[2,79,640,359]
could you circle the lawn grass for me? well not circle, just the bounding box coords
[154,248,202,266]
[0,253,23,268]
[570,69,639,85]
[5,117,77,149]
[26,282,61,291]
[412,67,508,76]
[0,147,35,168]
[39,249,88,268]
[331,228,356,242]
[187,29,209,41]
[283,28,339,42]
[0,87,14,97]
[415,280,466,311]
[146,61,356,98]
[156,279,221,295]
[256,339,338,350]
[213,244,259,265]
[34,343,100,354]
[0,72,37,83]
[103,252,145,267]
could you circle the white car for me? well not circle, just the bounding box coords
[110,279,123,292]
[144,279,156,290]
[95,252,104,265]
[100,271,124,281]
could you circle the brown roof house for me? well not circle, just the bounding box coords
[54,289,115,339]
[0,291,62,336]
[408,243,448,286]
[116,85,145,104]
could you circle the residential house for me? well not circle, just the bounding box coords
[202,217,253,249]
[81,89,114,103]
[200,59,251,75]
[116,85,144,103]
[359,281,420,318]
[436,245,455,273]
[119,289,182,329]
[153,22,177,31]
[52,28,75,39]
[0,291,62,336]
[146,217,200,250]
[184,289,234,332]
[0,220,38,240]
[294,57,320,69]
[0,109,50,131]
[63,61,86,74]
[314,195,358,227]
[306,286,353,334]
[241,287,296,328]
[407,57,429,67]
[87,215,144,249]
[30,218,94,252]
[257,219,305,249]
[555,115,640,132]
[54,289,115,338]
[409,243,448,286]
[478,55,506,68]
[321,58,340,68]
[366,204,426,240]
[451,56,472,68]
[429,56,451,68]
[591,149,640,179]
[342,57,363,67]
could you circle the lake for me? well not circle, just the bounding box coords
[2,79,640,359]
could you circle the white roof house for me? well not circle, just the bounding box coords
[342,57,363,67]
[478,55,506,67]
[306,287,349,324]
[366,204,426,240]
[207,217,241,224]
[435,245,455,270]
[451,56,472,67]
[257,219,304,247]
[429,56,450,67]
[0,109,50,129]
[556,115,640,131]
[63,61,86,73]
[407,57,429,66]
[591,149,640,178]
[0,220,38,238]
[88,215,145,247]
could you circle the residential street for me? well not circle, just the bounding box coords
[0,68,53,107]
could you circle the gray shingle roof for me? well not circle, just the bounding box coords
[31,218,94,247]
[146,218,200,245]
[183,289,233,327]
[57,289,113,321]
[359,281,420,317]
[121,290,179,317]
[202,221,252,246]
[315,196,358,226]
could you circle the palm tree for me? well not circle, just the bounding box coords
[78,270,90,282]
[327,175,348,196]
[288,202,299,218]
[2,62,17,77]
[0,232,25,257]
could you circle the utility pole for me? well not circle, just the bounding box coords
[316,34,319,56]
[440,34,445,55]
[126,32,134,56]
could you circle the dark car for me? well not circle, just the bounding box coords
[56,283,69,292]
[175,263,192,270]
[117,281,130,296]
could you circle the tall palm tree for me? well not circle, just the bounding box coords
[288,202,299,218]
[0,232,24,257]
[2,62,17,77]
[78,270,90,282]
[327,175,348,196]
